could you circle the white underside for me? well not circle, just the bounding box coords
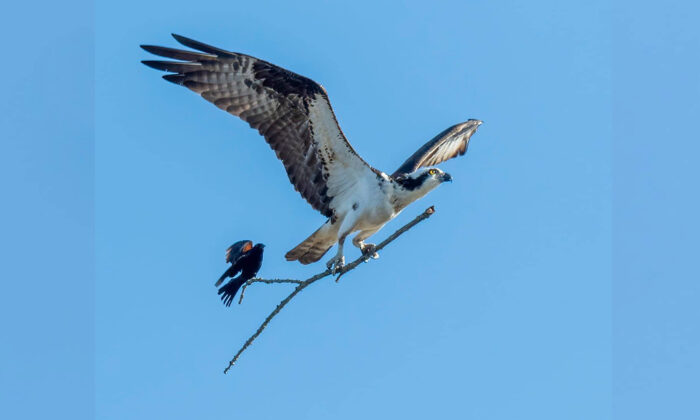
[305,95,439,264]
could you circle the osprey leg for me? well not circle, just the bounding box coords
[352,229,380,260]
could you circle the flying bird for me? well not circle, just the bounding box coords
[216,240,265,306]
[141,34,482,273]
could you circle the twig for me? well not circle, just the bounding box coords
[238,278,304,304]
[223,206,436,374]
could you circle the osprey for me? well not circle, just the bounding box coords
[141,34,482,273]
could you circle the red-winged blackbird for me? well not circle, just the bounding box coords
[215,240,265,306]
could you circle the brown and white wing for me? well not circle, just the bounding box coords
[392,119,482,177]
[141,34,378,219]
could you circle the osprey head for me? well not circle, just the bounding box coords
[394,167,452,192]
[392,167,451,210]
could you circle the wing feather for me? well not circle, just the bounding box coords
[141,34,378,218]
[392,120,482,177]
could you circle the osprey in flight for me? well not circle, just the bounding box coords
[141,34,482,273]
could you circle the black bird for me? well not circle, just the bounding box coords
[215,240,265,306]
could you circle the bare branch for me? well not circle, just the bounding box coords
[238,278,304,305]
[223,206,436,374]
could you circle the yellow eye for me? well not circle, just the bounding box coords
[428,169,437,176]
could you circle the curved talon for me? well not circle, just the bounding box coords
[360,243,380,260]
[332,261,345,274]
[326,255,345,275]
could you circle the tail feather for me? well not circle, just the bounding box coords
[285,224,336,265]
[218,277,246,307]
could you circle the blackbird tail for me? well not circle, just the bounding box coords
[217,276,247,307]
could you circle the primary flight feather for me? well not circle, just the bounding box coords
[141,34,482,273]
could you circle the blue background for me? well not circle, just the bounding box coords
[1,0,698,419]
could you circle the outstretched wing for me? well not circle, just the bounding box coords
[141,34,378,219]
[392,119,482,177]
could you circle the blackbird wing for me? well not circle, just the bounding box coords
[225,240,253,264]
[215,240,252,287]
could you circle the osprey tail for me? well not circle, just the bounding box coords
[285,223,336,265]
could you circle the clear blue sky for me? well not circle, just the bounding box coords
[1,1,698,419]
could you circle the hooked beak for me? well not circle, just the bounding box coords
[441,173,453,183]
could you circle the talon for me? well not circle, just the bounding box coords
[326,255,345,274]
[361,244,379,260]
[332,261,345,274]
